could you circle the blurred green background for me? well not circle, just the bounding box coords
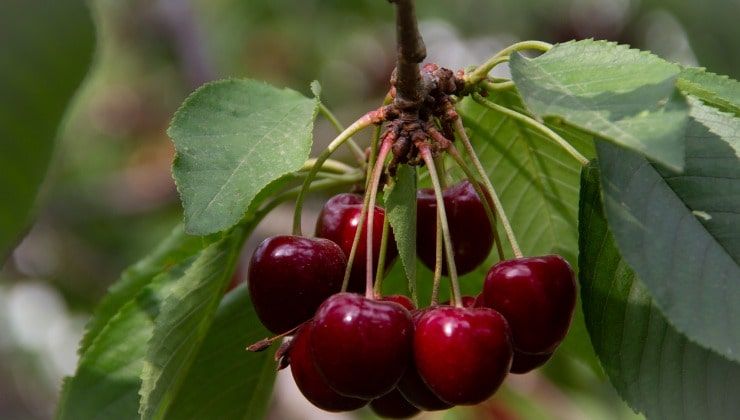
[0,0,736,418]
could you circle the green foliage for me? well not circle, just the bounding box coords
[138,227,246,419]
[678,67,740,117]
[594,98,740,363]
[0,0,95,259]
[170,79,319,235]
[383,164,418,300]
[510,40,689,170]
[166,285,277,420]
[579,163,740,419]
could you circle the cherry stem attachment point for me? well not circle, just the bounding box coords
[472,93,589,166]
[420,144,462,308]
[365,135,393,299]
[318,103,367,168]
[452,118,523,259]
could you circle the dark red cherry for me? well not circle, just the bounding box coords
[510,350,553,374]
[311,293,413,399]
[442,295,477,308]
[416,180,493,276]
[316,193,398,292]
[414,306,512,405]
[397,309,453,411]
[370,388,421,419]
[248,235,346,334]
[289,324,367,412]
[481,255,576,354]
[380,294,415,311]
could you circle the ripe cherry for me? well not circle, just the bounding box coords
[370,388,421,419]
[289,324,367,412]
[248,235,346,334]
[416,180,493,276]
[397,308,453,412]
[316,193,397,292]
[481,255,576,354]
[380,294,415,311]
[510,351,553,374]
[310,293,412,399]
[413,306,512,405]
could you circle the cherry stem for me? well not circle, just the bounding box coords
[292,107,387,236]
[373,211,391,297]
[452,118,524,258]
[246,324,300,352]
[300,158,355,174]
[446,144,506,261]
[430,212,443,305]
[341,187,370,293]
[318,103,367,168]
[481,79,515,91]
[472,93,589,166]
[365,136,393,299]
[420,145,462,307]
[465,40,552,86]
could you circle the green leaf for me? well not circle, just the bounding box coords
[0,0,95,259]
[78,226,204,354]
[510,39,689,170]
[170,79,319,235]
[595,98,740,362]
[384,164,417,300]
[677,67,740,117]
[455,88,601,371]
[166,285,277,420]
[139,227,246,419]
[579,163,740,419]
[58,247,204,420]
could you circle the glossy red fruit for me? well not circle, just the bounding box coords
[248,235,346,334]
[510,350,553,374]
[311,293,413,399]
[397,309,453,412]
[316,193,398,292]
[380,295,415,311]
[289,324,367,412]
[416,180,493,275]
[442,295,477,308]
[414,306,513,405]
[370,388,421,419]
[481,255,576,354]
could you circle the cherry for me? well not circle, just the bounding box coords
[397,308,453,412]
[442,295,477,308]
[481,255,576,354]
[413,306,512,405]
[380,294,415,311]
[316,193,398,292]
[370,388,421,419]
[289,324,367,412]
[416,180,493,276]
[311,293,413,399]
[510,351,553,374]
[248,235,346,334]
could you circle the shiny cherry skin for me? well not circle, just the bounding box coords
[416,180,493,276]
[397,308,453,411]
[248,235,346,334]
[481,255,576,354]
[510,350,553,374]
[289,324,367,412]
[414,306,513,405]
[311,293,413,399]
[380,294,415,311]
[370,388,421,419]
[316,193,398,292]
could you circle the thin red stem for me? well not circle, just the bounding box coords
[364,136,393,299]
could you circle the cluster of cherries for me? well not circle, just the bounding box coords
[248,180,576,418]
